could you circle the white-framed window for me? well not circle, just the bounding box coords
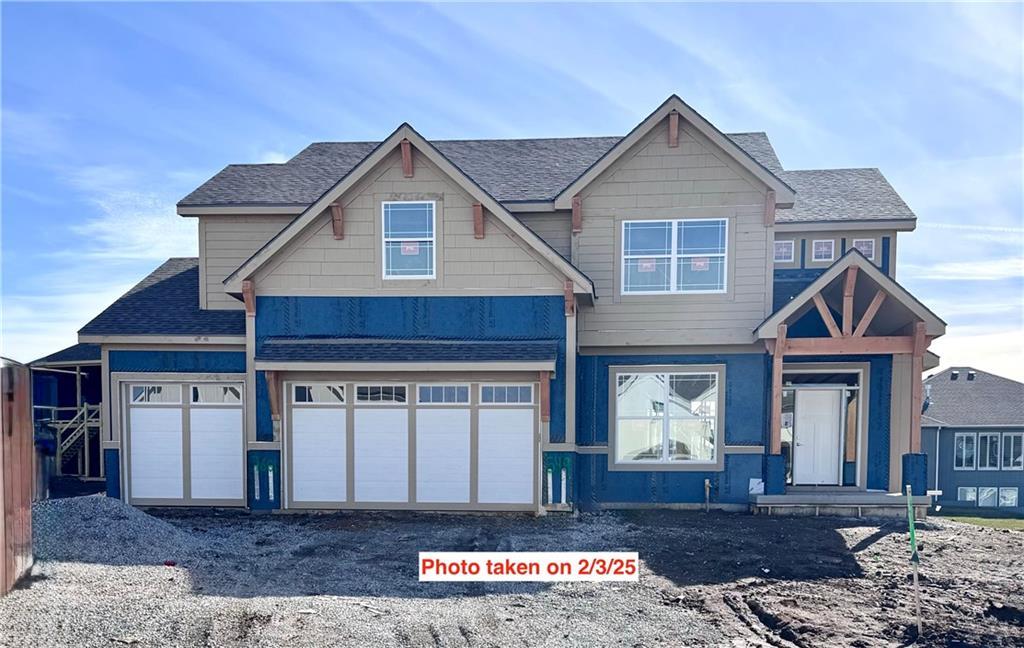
[418,384,470,405]
[356,384,407,404]
[978,486,998,507]
[292,384,345,405]
[773,240,795,263]
[1001,432,1023,470]
[954,432,976,470]
[129,384,181,405]
[957,487,977,503]
[614,370,719,464]
[191,384,243,405]
[999,487,1018,508]
[852,238,875,260]
[480,384,534,405]
[978,433,1000,470]
[382,201,435,279]
[811,239,835,262]
[621,219,727,294]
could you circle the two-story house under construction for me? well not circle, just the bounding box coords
[74,95,945,514]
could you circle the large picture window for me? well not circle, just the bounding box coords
[622,219,727,294]
[613,370,720,464]
[383,201,435,279]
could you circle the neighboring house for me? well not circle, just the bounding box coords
[921,368,1024,514]
[65,94,946,514]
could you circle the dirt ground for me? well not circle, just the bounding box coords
[1,497,1022,647]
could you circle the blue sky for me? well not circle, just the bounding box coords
[2,2,1022,377]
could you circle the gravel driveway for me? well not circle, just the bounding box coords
[1,496,1021,647]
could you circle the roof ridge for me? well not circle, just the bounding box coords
[783,167,882,173]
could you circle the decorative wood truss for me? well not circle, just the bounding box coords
[767,266,931,455]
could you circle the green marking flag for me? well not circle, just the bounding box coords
[906,485,920,564]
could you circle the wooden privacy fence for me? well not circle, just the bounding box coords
[2,358,33,595]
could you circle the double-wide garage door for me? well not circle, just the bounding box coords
[287,381,537,510]
[124,382,245,505]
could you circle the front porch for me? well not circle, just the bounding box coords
[753,488,930,517]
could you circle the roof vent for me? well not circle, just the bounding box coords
[967,370,976,381]
[951,370,959,380]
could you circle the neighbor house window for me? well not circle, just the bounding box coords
[383,201,435,279]
[957,487,977,503]
[621,219,727,294]
[852,238,875,260]
[811,240,835,262]
[1002,433,1023,470]
[999,487,1018,508]
[978,433,1000,470]
[613,369,720,464]
[954,432,976,470]
[773,240,795,263]
[978,486,998,507]
[418,385,470,405]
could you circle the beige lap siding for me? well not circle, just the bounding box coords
[574,118,774,346]
[253,150,566,295]
[516,212,572,259]
[199,215,293,309]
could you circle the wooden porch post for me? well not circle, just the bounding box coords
[909,321,926,453]
[770,324,787,454]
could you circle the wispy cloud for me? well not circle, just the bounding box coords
[257,151,289,164]
[901,257,1024,282]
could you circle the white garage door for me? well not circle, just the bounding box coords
[285,380,535,510]
[126,382,244,505]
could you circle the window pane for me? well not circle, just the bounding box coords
[131,385,179,404]
[980,434,999,469]
[385,240,434,277]
[295,385,344,404]
[679,220,726,255]
[419,386,431,403]
[978,486,998,507]
[623,221,671,256]
[964,435,976,468]
[383,202,433,238]
[617,374,666,417]
[677,256,725,292]
[519,386,532,403]
[192,384,242,404]
[481,386,494,403]
[623,257,671,292]
[457,386,469,402]
[812,240,834,261]
[774,241,793,262]
[668,418,715,461]
[357,385,405,403]
[616,419,663,461]
[853,240,874,259]
[667,374,716,417]
[957,487,976,502]
[999,488,1018,508]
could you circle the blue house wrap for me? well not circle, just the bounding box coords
[254,295,568,441]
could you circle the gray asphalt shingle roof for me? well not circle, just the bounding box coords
[922,367,1024,428]
[256,337,559,363]
[180,130,910,224]
[78,258,245,337]
[32,343,101,366]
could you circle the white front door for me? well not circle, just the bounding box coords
[792,389,842,485]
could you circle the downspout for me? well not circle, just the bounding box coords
[934,426,941,494]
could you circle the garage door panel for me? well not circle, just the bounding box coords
[130,408,183,499]
[417,409,470,503]
[355,409,408,502]
[190,409,243,500]
[292,408,346,503]
[478,409,534,504]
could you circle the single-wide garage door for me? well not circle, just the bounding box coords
[125,382,244,505]
[285,381,536,510]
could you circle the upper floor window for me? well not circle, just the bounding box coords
[621,219,727,295]
[811,240,835,262]
[383,201,435,279]
[852,239,875,260]
[773,240,795,263]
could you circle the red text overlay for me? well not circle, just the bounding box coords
[418,552,639,582]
